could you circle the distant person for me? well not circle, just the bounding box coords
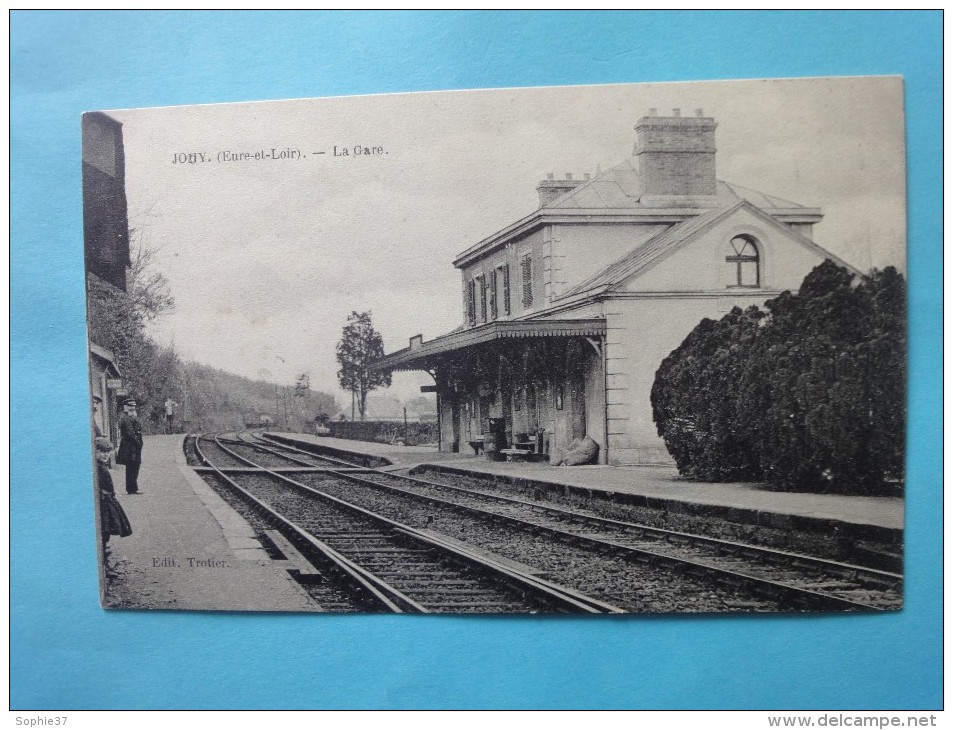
[116,398,143,494]
[164,397,178,434]
[91,394,104,438]
[95,436,131,550]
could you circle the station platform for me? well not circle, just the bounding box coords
[101,435,319,612]
[268,432,904,540]
[264,432,472,469]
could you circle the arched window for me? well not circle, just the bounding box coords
[726,235,760,288]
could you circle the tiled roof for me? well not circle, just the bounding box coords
[716,181,808,210]
[545,158,810,210]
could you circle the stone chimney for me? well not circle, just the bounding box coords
[536,172,586,207]
[634,108,717,204]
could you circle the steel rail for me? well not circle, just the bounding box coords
[231,431,359,469]
[206,434,621,614]
[194,434,413,613]
[214,432,895,611]
[251,432,369,469]
[396,528,623,614]
[358,469,903,590]
[253,432,900,589]
[320,468,892,612]
[215,434,323,468]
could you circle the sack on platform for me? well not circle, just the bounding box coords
[561,435,600,466]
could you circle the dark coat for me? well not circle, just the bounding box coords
[97,462,132,538]
[116,411,143,465]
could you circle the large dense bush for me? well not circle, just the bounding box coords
[651,260,905,494]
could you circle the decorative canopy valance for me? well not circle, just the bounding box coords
[371,319,607,372]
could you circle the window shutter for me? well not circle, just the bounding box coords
[466,279,476,326]
[489,269,498,320]
[502,264,511,315]
[477,275,487,322]
[521,255,533,308]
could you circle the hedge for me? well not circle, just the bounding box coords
[651,260,905,494]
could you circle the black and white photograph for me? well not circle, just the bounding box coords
[84,77,906,615]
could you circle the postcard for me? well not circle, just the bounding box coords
[84,77,905,613]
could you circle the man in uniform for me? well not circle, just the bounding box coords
[116,398,143,494]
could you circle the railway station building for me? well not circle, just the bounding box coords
[374,109,858,465]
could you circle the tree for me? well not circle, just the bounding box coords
[87,234,178,433]
[127,231,175,322]
[652,260,906,494]
[336,311,392,420]
[651,306,764,481]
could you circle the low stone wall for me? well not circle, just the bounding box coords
[264,434,391,469]
[328,420,438,447]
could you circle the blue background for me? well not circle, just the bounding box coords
[10,11,942,710]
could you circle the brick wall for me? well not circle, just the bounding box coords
[638,151,717,196]
[634,112,717,198]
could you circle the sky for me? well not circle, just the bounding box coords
[107,77,906,404]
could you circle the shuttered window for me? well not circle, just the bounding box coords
[489,269,498,320]
[466,279,476,326]
[476,274,487,323]
[520,254,533,308]
[502,264,511,315]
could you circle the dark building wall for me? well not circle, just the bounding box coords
[82,113,130,291]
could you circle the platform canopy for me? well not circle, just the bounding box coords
[89,341,121,377]
[371,318,607,373]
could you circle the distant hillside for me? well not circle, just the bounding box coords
[364,393,437,421]
[178,361,339,433]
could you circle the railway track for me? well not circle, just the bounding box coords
[220,433,353,469]
[193,434,623,614]
[337,470,903,610]
[192,432,901,612]
[247,432,900,612]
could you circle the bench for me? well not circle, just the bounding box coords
[499,448,533,462]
